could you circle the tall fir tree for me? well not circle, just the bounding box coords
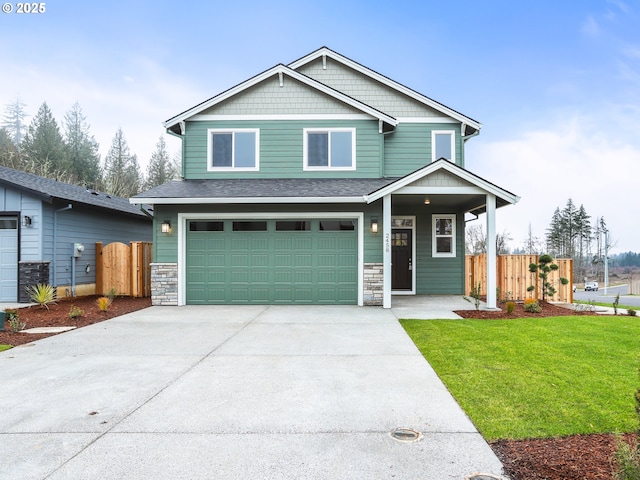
[0,127,22,169]
[2,97,28,148]
[144,136,177,190]
[21,102,66,178]
[62,102,101,187]
[103,128,141,197]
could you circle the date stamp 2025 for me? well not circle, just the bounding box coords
[2,2,46,14]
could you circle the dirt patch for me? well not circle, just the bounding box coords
[0,295,151,347]
[455,300,588,319]
[492,434,637,480]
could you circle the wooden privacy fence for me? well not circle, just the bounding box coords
[96,241,153,297]
[466,254,573,303]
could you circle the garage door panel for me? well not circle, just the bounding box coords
[186,218,357,305]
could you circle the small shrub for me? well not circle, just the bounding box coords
[5,309,25,332]
[614,293,621,315]
[614,438,640,479]
[469,283,482,311]
[68,305,84,319]
[26,283,56,309]
[629,309,637,317]
[96,296,112,312]
[506,301,515,314]
[106,287,117,301]
[523,300,542,313]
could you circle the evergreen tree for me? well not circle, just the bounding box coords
[144,136,176,190]
[574,204,591,280]
[546,207,563,256]
[560,198,578,258]
[21,102,66,177]
[2,97,28,148]
[62,102,101,187]
[103,128,141,197]
[0,127,22,169]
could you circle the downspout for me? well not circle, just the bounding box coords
[52,204,72,289]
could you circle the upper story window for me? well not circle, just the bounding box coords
[432,214,456,258]
[303,128,356,171]
[432,130,455,163]
[207,128,259,171]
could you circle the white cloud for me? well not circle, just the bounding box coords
[467,116,637,253]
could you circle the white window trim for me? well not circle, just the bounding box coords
[432,214,456,258]
[303,128,356,171]
[431,130,455,163]
[207,128,260,171]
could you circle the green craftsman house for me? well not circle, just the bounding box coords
[133,47,519,308]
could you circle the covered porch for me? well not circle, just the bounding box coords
[365,160,520,310]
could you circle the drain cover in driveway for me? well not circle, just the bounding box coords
[390,427,422,442]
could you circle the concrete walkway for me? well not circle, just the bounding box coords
[0,301,504,480]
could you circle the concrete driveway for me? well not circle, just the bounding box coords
[0,302,503,479]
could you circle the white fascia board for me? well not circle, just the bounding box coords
[130,196,367,205]
[289,48,482,131]
[365,161,519,205]
[396,186,486,195]
[164,64,397,129]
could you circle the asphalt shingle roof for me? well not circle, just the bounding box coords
[0,166,149,217]
[134,177,400,200]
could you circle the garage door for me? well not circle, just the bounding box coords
[0,216,18,302]
[186,218,357,304]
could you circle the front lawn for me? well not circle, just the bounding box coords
[401,316,640,441]
[0,344,10,352]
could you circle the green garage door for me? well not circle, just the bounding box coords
[186,218,358,304]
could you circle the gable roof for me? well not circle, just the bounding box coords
[288,47,482,133]
[163,47,480,135]
[164,63,397,134]
[0,166,150,218]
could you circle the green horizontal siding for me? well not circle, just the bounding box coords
[184,120,381,179]
[383,123,462,177]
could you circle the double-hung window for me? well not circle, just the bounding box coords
[304,128,355,170]
[432,214,456,257]
[432,130,455,163]
[208,128,259,171]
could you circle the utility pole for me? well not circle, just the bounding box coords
[604,227,609,295]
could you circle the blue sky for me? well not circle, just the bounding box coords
[1,0,638,253]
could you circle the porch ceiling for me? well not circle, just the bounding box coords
[390,193,503,215]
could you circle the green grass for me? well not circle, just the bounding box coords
[401,316,640,441]
[0,344,12,352]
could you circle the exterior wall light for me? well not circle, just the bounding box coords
[424,198,431,205]
[161,220,171,234]
[371,217,379,234]
[22,215,32,227]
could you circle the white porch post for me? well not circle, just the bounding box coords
[485,193,498,309]
[383,194,392,308]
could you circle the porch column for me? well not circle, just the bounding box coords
[383,193,392,308]
[485,193,498,309]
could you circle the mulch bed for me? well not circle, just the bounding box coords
[0,295,151,347]
[1,296,634,479]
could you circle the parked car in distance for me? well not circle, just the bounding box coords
[585,281,599,291]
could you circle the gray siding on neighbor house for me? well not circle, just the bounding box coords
[183,119,382,179]
[0,186,44,260]
[50,204,151,289]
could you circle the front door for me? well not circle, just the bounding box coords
[392,228,412,291]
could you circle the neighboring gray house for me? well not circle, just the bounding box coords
[0,166,152,302]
